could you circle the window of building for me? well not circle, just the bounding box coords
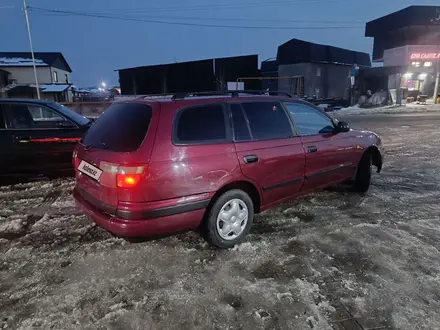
[53,71,58,82]
[424,62,433,67]
[65,74,69,83]
[175,104,227,143]
[411,61,421,68]
[317,67,321,77]
[241,102,293,140]
[284,102,334,136]
[230,103,251,141]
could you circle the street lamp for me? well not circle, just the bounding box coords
[101,81,106,88]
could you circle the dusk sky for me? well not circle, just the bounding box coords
[1,0,438,87]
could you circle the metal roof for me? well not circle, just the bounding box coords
[365,6,440,37]
[0,52,72,72]
[277,38,371,67]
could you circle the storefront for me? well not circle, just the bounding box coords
[383,46,439,100]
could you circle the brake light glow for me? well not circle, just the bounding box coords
[99,162,145,188]
[117,174,142,188]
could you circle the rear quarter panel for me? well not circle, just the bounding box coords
[144,103,244,202]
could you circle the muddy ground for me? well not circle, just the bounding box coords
[1,113,440,330]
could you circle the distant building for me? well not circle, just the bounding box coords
[276,38,371,99]
[0,52,74,102]
[260,59,279,91]
[361,5,440,100]
[117,55,260,95]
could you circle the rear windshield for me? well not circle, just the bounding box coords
[82,102,153,152]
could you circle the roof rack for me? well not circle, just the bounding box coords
[170,90,293,100]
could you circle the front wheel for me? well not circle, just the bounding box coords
[353,153,372,192]
[202,189,254,249]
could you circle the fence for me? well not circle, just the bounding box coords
[60,101,113,117]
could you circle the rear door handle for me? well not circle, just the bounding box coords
[243,155,258,164]
[307,146,318,153]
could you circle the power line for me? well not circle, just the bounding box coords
[52,0,344,14]
[33,10,364,25]
[29,7,364,30]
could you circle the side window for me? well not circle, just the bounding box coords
[28,106,64,121]
[230,103,251,141]
[176,104,227,143]
[284,103,334,136]
[4,104,71,129]
[3,104,36,129]
[241,102,293,140]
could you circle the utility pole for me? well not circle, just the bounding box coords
[434,60,439,104]
[23,0,40,99]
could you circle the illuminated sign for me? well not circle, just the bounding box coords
[410,53,440,60]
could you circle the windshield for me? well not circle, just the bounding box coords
[47,102,91,126]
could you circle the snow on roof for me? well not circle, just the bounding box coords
[29,84,71,92]
[0,57,48,67]
[1,83,71,93]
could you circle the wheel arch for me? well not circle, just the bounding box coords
[207,180,262,214]
[365,145,382,173]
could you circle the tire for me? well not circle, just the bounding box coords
[202,189,254,249]
[354,153,372,193]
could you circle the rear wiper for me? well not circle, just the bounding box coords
[84,142,108,151]
[84,144,93,151]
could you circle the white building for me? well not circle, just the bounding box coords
[0,52,74,102]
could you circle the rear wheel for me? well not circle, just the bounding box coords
[202,189,254,249]
[354,153,372,192]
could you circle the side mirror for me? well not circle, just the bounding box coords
[335,121,350,133]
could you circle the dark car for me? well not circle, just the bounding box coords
[73,91,383,248]
[0,99,91,179]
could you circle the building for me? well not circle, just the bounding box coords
[117,55,260,95]
[362,5,440,101]
[260,59,279,91]
[276,38,371,99]
[0,52,74,102]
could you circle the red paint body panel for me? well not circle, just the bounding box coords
[234,137,305,205]
[74,188,204,237]
[300,133,356,190]
[73,96,383,239]
[147,105,242,201]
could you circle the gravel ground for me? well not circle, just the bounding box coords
[1,113,440,330]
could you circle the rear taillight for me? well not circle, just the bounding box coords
[116,166,144,188]
[100,162,145,188]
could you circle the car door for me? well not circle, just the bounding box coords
[27,104,83,168]
[231,101,305,207]
[3,102,82,174]
[283,102,357,191]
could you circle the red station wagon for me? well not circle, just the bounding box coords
[73,91,383,248]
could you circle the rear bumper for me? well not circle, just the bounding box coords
[73,188,208,237]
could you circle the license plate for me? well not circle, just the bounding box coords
[77,160,103,181]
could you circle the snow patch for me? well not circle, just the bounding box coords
[339,103,440,115]
[0,218,24,236]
